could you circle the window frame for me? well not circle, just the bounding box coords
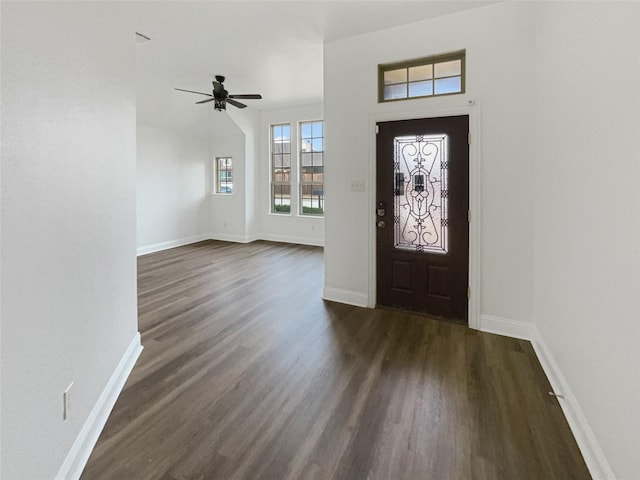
[213,156,234,195]
[270,123,292,215]
[378,50,466,103]
[298,120,324,217]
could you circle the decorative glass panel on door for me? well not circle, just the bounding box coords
[393,134,448,254]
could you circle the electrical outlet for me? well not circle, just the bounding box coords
[63,382,73,421]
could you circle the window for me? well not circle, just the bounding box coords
[215,157,233,194]
[299,121,324,215]
[379,50,465,102]
[271,124,291,213]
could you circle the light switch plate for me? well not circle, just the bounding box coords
[350,179,365,192]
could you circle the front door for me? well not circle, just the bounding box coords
[376,116,469,322]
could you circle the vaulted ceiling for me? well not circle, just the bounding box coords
[135,1,495,136]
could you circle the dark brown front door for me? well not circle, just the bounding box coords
[376,116,469,322]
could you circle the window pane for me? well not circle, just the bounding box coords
[408,80,433,97]
[272,124,291,213]
[301,183,324,215]
[301,122,312,139]
[393,134,448,253]
[434,76,461,94]
[384,84,407,100]
[299,121,324,216]
[301,166,314,179]
[273,183,291,213]
[409,65,432,81]
[380,52,464,103]
[312,122,323,138]
[384,68,407,85]
[434,60,461,78]
[313,165,324,183]
[216,157,233,194]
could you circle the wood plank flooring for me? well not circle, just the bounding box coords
[81,240,590,480]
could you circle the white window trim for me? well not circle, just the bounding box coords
[298,119,325,218]
[212,156,234,196]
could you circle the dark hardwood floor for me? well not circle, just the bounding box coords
[81,240,590,480]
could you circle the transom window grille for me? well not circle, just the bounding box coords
[215,157,233,194]
[299,121,324,215]
[379,50,465,102]
[271,124,291,214]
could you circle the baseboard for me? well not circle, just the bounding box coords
[530,333,615,480]
[137,233,210,256]
[259,233,324,247]
[138,232,324,253]
[208,232,258,244]
[476,315,614,480]
[322,286,369,308]
[477,314,537,341]
[55,333,143,480]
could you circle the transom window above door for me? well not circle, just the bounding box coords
[379,50,465,102]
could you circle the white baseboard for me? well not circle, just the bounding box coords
[476,315,614,480]
[138,232,324,254]
[322,287,369,308]
[529,333,615,480]
[137,233,210,256]
[55,333,143,480]
[208,232,258,244]
[259,233,324,247]
[477,314,538,341]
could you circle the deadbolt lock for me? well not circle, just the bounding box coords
[377,208,385,217]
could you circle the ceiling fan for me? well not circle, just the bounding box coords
[175,75,262,111]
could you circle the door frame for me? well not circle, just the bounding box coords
[368,104,481,329]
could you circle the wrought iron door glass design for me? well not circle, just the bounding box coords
[393,134,448,254]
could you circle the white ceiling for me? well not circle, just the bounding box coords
[135,1,495,136]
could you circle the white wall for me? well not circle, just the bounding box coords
[258,104,325,246]
[227,108,261,242]
[209,131,247,241]
[1,3,140,479]
[533,3,640,478]
[137,125,211,253]
[325,1,640,477]
[139,103,325,248]
[323,3,535,318]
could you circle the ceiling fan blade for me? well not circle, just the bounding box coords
[195,98,216,104]
[175,88,212,97]
[228,94,262,100]
[226,98,247,109]
[212,81,225,96]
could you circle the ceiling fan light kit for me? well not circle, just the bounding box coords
[175,75,262,111]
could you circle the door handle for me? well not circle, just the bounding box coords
[377,220,386,229]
